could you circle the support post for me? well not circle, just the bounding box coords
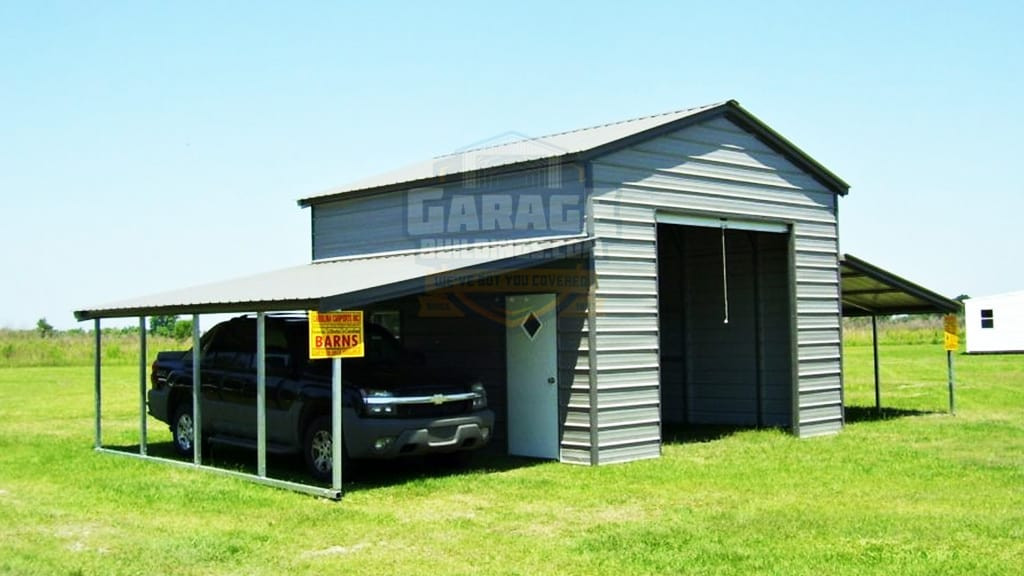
[192,314,203,465]
[257,312,267,478]
[94,318,102,449]
[751,233,764,427]
[872,315,881,417]
[947,351,956,415]
[139,316,148,456]
[332,357,343,492]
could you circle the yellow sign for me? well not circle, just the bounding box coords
[943,314,959,352]
[308,310,364,359]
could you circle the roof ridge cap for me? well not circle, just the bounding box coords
[431,101,729,160]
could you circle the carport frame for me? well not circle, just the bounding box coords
[77,237,591,500]
[91,312,345,500]
[839,254,962,416]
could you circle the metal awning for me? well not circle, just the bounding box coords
[78,235,591,500]
[75,236,591,321]
[838,253,960,419]
[840,253,960,317]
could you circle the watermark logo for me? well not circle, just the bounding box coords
[405,131,591,327]
[418,263,589,326]
[432,131,567,189]
[407,131,585,250]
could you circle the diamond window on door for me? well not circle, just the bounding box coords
[522,312,542,340]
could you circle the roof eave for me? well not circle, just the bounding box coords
[840,253,961,315]
[74,299,324,322]
[297,153,584,208]
[724,101,850,196]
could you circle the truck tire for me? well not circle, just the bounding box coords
[171,402,196,458]
[303,415,349,482]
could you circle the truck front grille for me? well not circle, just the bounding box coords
[396,400,472,418]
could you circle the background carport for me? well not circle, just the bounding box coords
[840,253,962,416]
[74,237,589,500]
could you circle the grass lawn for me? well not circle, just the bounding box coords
[1,342,1021,575]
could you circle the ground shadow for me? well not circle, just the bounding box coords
[101,441,544,495]
[660,423,753,445]
[843,405,937,424]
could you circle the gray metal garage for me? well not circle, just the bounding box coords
[80,99,902,494]
[294,100,848,464]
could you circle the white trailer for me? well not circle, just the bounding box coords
[965,291,1024,353]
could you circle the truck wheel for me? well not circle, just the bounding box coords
[303,416,348,482]
[171,402,196,458]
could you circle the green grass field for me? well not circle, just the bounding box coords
[1,331,1022,575]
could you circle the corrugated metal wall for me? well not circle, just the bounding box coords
[311,164,586,260]
[588,115,843,462]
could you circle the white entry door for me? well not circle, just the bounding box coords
[506,293,559,459]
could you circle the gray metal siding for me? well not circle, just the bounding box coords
[312,164,586,260]
[589,116,843,458]
[589,220,663,462]
[561,313,593,464]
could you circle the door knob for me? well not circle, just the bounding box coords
[547,377,556,384]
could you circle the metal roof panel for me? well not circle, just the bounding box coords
[298,99,849,206]
[75,237,591,320]
[840,254,960,316]
[299,102,732,204]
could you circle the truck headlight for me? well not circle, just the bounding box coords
[470,382,488,410]
[361,389,397,416]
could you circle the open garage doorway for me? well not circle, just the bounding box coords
[657,219,794,432]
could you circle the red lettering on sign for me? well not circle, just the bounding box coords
[313,334,365,349]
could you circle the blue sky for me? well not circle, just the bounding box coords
[2,1,1021,330]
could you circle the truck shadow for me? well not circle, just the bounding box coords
[102,441,543,494]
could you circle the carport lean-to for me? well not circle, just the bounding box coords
[76,238,590,500]
[839,253,962,415]
[78,99,960,497]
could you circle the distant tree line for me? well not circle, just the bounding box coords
[31,315,192,340]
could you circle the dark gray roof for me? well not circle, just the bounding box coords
[841,254,960,316]
[299,100,849,205]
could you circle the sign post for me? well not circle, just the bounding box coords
[308,310,365,493]
[943,314,958,415]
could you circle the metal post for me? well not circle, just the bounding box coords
[94,319,102,449]
[332,357,343,492]
[257,312,267,478]
[751,233,764,427]
[948,351,956,415]
[139,316,148,456]
[872,315,881,417]
[192,314,202,465]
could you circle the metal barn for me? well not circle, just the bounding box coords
[78,99,867,493]
[296,100,849,464]
[965,291,1024,354]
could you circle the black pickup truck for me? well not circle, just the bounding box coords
[148,314,494,480]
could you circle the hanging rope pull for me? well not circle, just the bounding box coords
[721,220,729,324]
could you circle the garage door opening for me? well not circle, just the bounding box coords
[657,220,794,433]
